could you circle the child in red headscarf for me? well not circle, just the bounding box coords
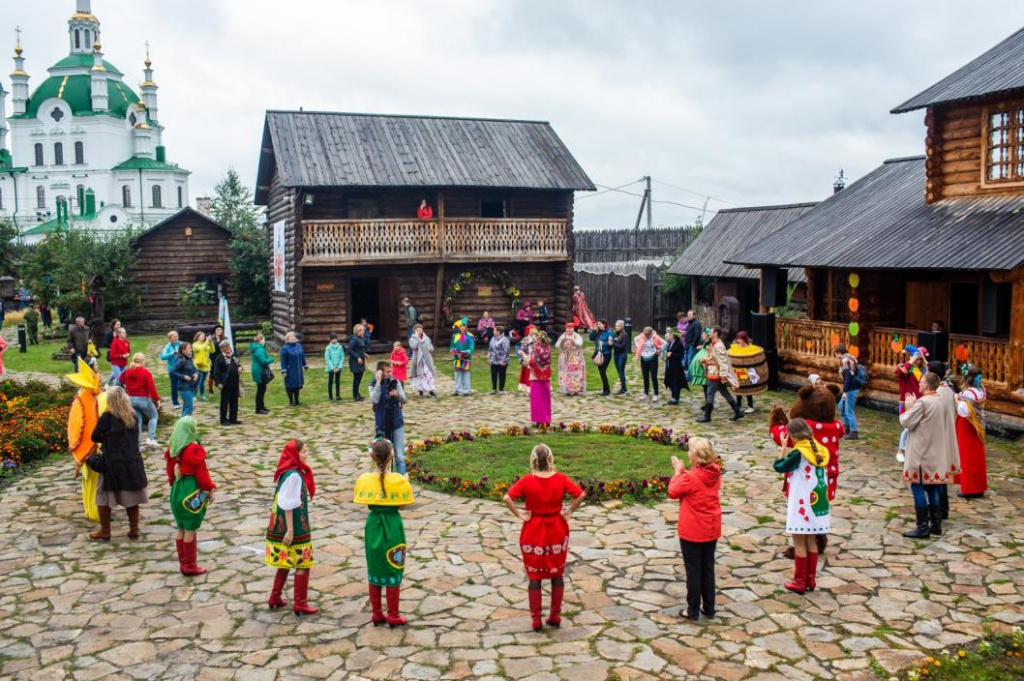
[265,439,318,615]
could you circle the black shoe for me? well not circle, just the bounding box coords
[230,420,241,425]
[617,389,627,395]
[419,391,424,397]
[601,391,610,396]
[928,506,943,536]
[902,506,931,538]
[429,391,436,397]
[681,609,699,621]
[701,609,715,619]
[731,409,744,421]
[667,399,679,405]
[220,420,231,426]
[257,409,270,415]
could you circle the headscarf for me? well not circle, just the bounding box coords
[533,336,552,370]
[273,439,316,499]
[168,416,200,459]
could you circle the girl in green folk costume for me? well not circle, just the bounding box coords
[354,439,415,627]
[265,439,318,615]
[164,416,216,576]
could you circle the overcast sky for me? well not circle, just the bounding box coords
[2,1,1021,229]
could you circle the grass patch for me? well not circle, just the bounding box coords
[755,515,775,525]
[413,432,681,482]
[890,633,1024,680]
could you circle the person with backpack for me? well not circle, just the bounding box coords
[835,343,863,440]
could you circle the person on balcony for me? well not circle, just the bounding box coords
[417,200,433,220]
[900,372,960,539]
[895,347,929,463]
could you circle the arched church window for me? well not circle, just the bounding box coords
[54,143,64,166]
[152,185,162,208]
[36,186,46,209]
[75,141,85,165]
[122,185,132,208]
[75,29,81,50]
[177,186,183,209]
[34,143,44,167]
[85,30,91,47]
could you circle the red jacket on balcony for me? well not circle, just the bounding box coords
[417,203,434,219]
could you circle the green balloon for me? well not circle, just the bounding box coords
[848,321,860,337]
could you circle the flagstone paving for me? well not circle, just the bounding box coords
[2,367,1024,680]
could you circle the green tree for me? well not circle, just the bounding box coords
[22,229,139,317]
[211,168,262,231]
[0,218,22,277]
[211,168,270,318]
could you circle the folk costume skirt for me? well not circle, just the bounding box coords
[170,474,209,531]
[954,417,987,496]
[530,379,552,425]
[365,506,407,586]
[519,511,570,579]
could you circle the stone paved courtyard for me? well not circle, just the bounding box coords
[3,366,1024,681]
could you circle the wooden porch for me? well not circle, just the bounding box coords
[300,218,570,266]
[775,317,1024,424]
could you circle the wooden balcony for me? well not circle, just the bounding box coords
[300,218,570,266]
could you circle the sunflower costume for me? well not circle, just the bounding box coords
[66,359,105,522]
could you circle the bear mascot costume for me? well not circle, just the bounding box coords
[769,383,844,556]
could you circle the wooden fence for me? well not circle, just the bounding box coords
[574,227,701,263]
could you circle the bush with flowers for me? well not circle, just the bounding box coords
[889,626,1024,680]
[406,422,690,503]
[0,380,74,478]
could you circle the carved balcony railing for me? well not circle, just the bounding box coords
[300,218,569,265]
[775,318,851,359]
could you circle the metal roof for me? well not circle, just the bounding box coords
[892,27,1024,113]
[726,156,1024,272]
[255,110,595,204]
[666,203,818,281]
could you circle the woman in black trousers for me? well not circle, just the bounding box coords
[212,341,242,425]
[348,323,370,401]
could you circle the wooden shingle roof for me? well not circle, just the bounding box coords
[255,110,595,204]
[726,156,1024,272]
[666,203,817,281]
[892,27,1024,114]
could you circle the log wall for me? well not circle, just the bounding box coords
[126,215,236,324]
[266,169,302,343]
[927,99,1024,202]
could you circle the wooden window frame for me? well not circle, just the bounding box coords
[981,102,1024,188]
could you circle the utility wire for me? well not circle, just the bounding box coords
[577,178,646,199]
[651,178,738,206]
[589,183,716,213]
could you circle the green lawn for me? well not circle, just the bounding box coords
[411,431,687,483]
[888,633,1024,681]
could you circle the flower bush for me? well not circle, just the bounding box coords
[406,422,690,503]
[0,380,73,476]
[892,627,1024,680]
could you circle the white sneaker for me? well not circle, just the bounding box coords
[652,395,660,403]
[640,394,649,402]
[896,451,906,463]
[743,407,755,414]
[146,438,159,448]
[173,404,181,410]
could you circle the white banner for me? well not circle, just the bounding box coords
[273,220,286,293]
[218,295,234,351]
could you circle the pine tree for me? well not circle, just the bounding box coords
[210,168,262,232]
[211,168,271,318]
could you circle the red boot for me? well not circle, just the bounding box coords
[180,540,207,576]
[292,569,318,616]
[385,586,407,628]
[806,552,819,592]
[175,538,185,571]
[546,585,564,628]
[268,568,289,609]
[369,585,386,626]
[784,555,808,594]
[528,587,543,631]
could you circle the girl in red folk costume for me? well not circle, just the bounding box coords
[165,416,215,576]
[954,364,987,499]
[503,444,586,631]
[774,419,831,594]
[265,439,319,615]
[354,439,415,627]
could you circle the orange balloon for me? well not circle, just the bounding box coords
[955,344,969,362]
[848,297,859,312]
[830,332,840,347]
[805,340,814,351]
[849,345,860,359]
[890,340,902,353]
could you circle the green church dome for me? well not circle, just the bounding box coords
[16,70,140,120]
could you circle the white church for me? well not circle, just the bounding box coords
[0,0,190,242]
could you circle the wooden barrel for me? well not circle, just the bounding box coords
[729,344,769,395]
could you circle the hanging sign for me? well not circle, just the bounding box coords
[273,220,286,293]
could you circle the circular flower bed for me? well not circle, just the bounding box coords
[406,422,690,504]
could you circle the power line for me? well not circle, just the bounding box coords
[651,178,738,206]
[591,183,715,213]
[576,178,646,200]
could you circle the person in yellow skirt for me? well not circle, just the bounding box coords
[68,358,104,523]
[265,439,318,615]
[354,439,414,627]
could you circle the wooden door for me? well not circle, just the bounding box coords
[905,281,948,330]
[378,276,401,341]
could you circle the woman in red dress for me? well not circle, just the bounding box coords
[503,445,586,631]
[954,365,987,499]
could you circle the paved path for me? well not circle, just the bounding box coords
[2,375,1024,680]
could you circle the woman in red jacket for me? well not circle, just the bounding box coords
[119,353,161,448]
[107,327,132,387]
[668,436,721,621]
